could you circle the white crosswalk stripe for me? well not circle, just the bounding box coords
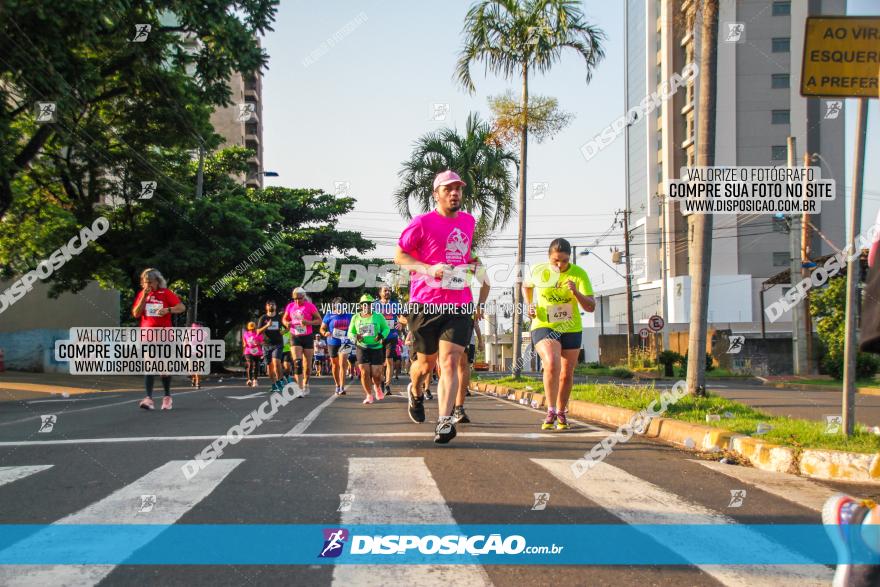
[332,457,492,586]
[532,458,834,587]
[0,465,52,488]
[691,459,843,512]
[0,459,243,587]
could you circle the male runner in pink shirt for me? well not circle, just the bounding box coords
[395,170,478,444]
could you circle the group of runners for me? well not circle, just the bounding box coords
[130,169,595,445]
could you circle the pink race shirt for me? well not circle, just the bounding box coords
[283,300,319,335]
[398,210,476,305]
[243,331,264,356]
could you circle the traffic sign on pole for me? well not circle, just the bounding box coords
[648,315,665,333]
[801,17,880,98]
[639,328,650,340]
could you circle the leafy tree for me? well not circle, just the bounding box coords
[394,112,517,249]
[456,0,605,375]
[811,276,880,380]
[0,0,278,219]
[1,146,376,345]
[487,91,573,148]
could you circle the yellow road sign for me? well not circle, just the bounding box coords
[801,16,880,98]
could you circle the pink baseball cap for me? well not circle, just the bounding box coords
[433,170,467,190]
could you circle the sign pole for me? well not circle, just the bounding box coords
[841,97,869,437]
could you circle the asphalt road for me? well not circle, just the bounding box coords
[0,375,876,586]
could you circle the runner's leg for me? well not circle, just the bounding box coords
[436,340,464,420]
[291,347,303,388]
[410,352,435,398]
[558,349,580,412]
[536,338,562,409]
[302,349,314,388]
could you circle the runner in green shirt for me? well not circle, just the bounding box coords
[281,327,293,384]
[523,238,595,431]
[347,294,390,404]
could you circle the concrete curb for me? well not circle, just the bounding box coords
[474,382,880,484]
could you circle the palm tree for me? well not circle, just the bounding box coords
[686,0,719,396]
[394,112,517,250]
[456,0,604,376]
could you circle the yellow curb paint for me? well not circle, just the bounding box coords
[489,383,879,483]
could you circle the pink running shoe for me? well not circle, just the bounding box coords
[374,385,385,401]
[139,397,155,410]
[363,395,374,405]
[161,396,173,410]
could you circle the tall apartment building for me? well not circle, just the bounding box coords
[209,70,265,189]
[597,0,847,340]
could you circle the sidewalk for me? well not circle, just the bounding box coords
[1,371,167,402]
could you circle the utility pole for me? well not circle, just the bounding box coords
[658,192,668,350]
[618,208,635,361]
[842,98,869,436]
[787,137,805,375]
[801,151,814,374]
[186,143,205,326]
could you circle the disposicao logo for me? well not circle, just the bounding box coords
[319,528,348,558]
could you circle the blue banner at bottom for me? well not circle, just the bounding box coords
[0,524,878,565]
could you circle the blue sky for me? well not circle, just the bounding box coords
[260,0,880,301]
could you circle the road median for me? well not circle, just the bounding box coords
[474,381,880,484]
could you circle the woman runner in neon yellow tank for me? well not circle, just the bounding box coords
[523,238,596,431]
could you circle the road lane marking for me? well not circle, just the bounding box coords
[27,395,122,404]
[0,465,53,487]
[0,459,242,586]
[284,393,338,436]
[690,460,847,512]
[532,458,833,587]
[471,391,607,432]
[333,457,492,586]
[228,392,267,400]
[0,388,205,429]
[0,430,604,447]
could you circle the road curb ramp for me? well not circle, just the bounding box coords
[474,382,880,484]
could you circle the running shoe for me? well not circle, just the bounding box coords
[407,383,425,423]
[556,412,570,431]
[161,396,173,411]
[301,385,310,397]
[452,406,470,424]
[823,494,880,587]
[363,395,374,405]
[139,397,155,410]
[541,411,557,431]
[374,385,385,401]
[384,383,392,396]
[466,389,472,397]
[271,381,281,393]
[434,416,457,444]
[425,388,433,401]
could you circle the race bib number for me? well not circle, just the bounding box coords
[293,325,307,335]
[441,266,469,290]
[385,315,397,328]
[360,323,375,337]
[548,303,573,324]
[332,328,347,339]
[145,302,163,317]
[267,320,279,331]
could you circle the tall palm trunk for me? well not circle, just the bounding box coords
[686,0,719,395]
[512,63,528,377]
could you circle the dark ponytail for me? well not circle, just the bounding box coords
[548,238,572,255]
